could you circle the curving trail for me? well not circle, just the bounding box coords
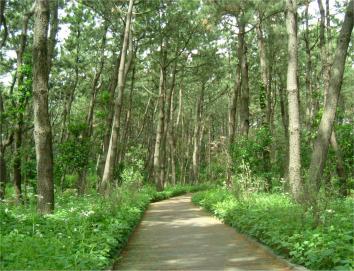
[113,194,305,270]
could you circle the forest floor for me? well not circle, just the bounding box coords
[112,194,305,270]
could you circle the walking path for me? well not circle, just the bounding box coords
[113,194,304,270]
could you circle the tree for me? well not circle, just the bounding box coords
[100,0,134,195]
[308,0,353,192]
[286,0,302,201]
[32,0,54,214]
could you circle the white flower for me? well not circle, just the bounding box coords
[326,209,335,213]
[80,210,95,217]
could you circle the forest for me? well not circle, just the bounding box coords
[0,0,353,270]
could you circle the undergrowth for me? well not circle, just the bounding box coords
[0,183,209,270]
[192,188,354,270]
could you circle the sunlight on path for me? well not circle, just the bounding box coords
[112,194,303,270]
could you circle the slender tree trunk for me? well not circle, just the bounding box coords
[98,53,120,177]
[153,65,166,191]
[286,0,302,202]
[238,21,250,137]
[227,66,239,187]
[0,93,6,200]
[165,61,177,185]
[47,0,58,72]
[32,0,54,214]
[0,0,7,48]
[256,20,272,191]
[100,0,134,195]
[12,5,34,204]
[192,83,204,183]
[60,28,80,144]
[308,0,353,190]
[119,63,135,164]
[304,1,314,127]
[77,26,107,195]
[228,66,239,143]
[0,145,6,200]
[13,120,22,203]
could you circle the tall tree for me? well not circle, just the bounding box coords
[308,0,353,191]
[237,18,250,137]
[286,0,302,201]
[32,0,54,214]
[100,0,134,195]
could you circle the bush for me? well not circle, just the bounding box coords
[192,188,354,270]
[0,184,210,270]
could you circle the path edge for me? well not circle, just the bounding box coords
[191,200,309,271]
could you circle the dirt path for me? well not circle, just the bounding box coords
[113,194,303,270]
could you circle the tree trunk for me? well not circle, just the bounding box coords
[77,26,107,195]
[98,53,120,177]
[304,1,314,127]
[286,0,302,202]
[59,28,80,144]
[47,0,58,72]
[13,120,22,203]
[32,0,54,214]
[237,21,250,137]
[308,0,353,190]
[192,83,204,183]
[329,131,347,196]
[0,0,7,48]
[0,145,6,200]
[0,93,6,200]
[153,65,166,191]
[100,0,134,195]
[119,63,135,164]
[12,5,35,204]
[165,61,177,185]
[256,20,272,191]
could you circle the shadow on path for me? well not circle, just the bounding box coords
[112,194,301,270]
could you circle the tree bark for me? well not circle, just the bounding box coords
[0,93,8,200]
[0,0,7,48]
[32,0,54,214]
[119,63,135,164]
[47,0,58,72]
[100,0,134,195]
[304,1,315,127]
[153,64,166,191]
[192,83,204,183]
[98,53,120,177]
[256,19,272,191]
[308,0,353,190]
[237,20,250,137]
[286,0,302,202]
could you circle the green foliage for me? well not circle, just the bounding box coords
[56,140,89,171]
[56,122,90,184]
[192,189,354,270]
[230,128,276,190]
[150,183,212,202]
[336,124,354,175]
[0,184,211,270]
[120,145,147,187]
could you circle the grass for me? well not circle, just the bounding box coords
[192,188,354,270]
[0,183,210,270]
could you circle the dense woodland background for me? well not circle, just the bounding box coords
[0,0,353,270]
